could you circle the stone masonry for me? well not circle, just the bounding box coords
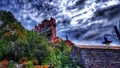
[70,45,120,68]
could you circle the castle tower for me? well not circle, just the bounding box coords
[34,17,61,43]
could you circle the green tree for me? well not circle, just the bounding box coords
[0,40,11,60]
[0,10,80,68]
[0,10,53,64]
[17,31,52,65]
[51,41,72,68]
[0,10,26,41]
[0,10,27,61]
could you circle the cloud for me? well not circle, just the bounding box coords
[93,4,120,20]
[0,0,120,45]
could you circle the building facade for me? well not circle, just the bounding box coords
[34,17,61,43]
[34,17,74,45]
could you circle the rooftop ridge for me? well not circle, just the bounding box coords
[75,45,120,50]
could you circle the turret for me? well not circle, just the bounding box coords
[50,17,56,27]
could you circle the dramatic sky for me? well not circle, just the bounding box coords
[0,0,120,45]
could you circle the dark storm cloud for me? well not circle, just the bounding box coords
[63,2,120,43]
[32,1,59,15]
[95,0,110,3]
[66,0,85,10]
[56,15,71,26]
[93,4,120,20]
[68,19,115,39]
[60,26,90,41]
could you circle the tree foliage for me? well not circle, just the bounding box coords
[51,41,73,68]
[18,31,52,65]
[0,40,11,60]
[0,10,52,65]
[0,10,26,42]
[0,10,77,67]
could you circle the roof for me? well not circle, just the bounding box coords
[75,45,120,50]
[51,37,62,43]
[64,40,74,46]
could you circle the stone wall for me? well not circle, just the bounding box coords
[70,45,120,68]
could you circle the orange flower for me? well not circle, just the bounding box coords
[43,65,48,68]
[34,65,43,68]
